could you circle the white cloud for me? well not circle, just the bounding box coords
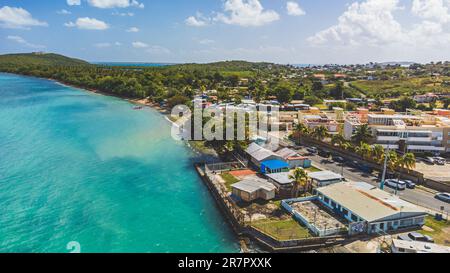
[412,0,450,23]
[67,0,81,6]
[65,17,109,30]
[305,0,450,63]
[185,14,209,27]
[0,6,48,29]
[7,35,45,49]
[286,1,305,16]
[57,9,71,15]
[126,27,139,32]
[307,0,404,46]
[87,0,144,9]
[215,0,279,27]
[132,41,149,48]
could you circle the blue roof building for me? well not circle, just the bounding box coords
[261,160,289,174]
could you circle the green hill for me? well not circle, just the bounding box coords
[0,52,90,66]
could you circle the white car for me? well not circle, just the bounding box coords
[385,179,407,190]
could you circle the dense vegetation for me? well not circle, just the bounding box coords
[0,53,449,111]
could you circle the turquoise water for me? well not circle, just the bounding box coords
[0,73,238,253]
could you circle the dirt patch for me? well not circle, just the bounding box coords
[229,169,257,177]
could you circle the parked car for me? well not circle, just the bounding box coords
[318,149,331,158]
[384,179,407,190]
[435,192,450,203]
[424,157,436,165]
[403,180,416,189]
[332,155,345,163]
[433,157,446,165]
[307,147,318,154]
[397,232,434,243]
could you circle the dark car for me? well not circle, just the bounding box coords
[307,147,318,154]
[403,180,416,189]
[332,155,345,163]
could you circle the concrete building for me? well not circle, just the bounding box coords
[343,112,450,153]
[309,171,344,187]
[231,176,276,202]
[391,239,450,253]
[316,182,427,234]
[245,143,284,167]
[275,148,312,169]
[301,114,340,135]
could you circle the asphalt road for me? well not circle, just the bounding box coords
[296,146,450,215]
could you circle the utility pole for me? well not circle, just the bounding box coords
[380,146,391,190]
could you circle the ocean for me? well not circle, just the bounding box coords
[0,73,238,253]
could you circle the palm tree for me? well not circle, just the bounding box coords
[289,168,309,197]
[401,153,416,172]
[372,144,385,164]
[387,150,400,174]
[292,122,309,144]
[331,133,346,147]
[355,142,372,159]
[351,124,373,144]
[311,126,329,142]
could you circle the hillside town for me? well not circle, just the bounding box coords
[184,65,450,252]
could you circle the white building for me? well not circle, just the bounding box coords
[391,239,450,253]
[316,182,427,234]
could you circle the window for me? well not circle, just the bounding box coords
[351,214,358,222]
[324,197,330,204]
[342,208,349,216]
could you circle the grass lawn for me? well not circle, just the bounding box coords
[306,166,322,173]
[220,172,240,191]
[252,219,312,241]
[419,216,450,246]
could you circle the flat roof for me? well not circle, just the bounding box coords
[275,148,299,159]
[309,171,343,182]
[232,176,276,193]
[266,172,292,185]
[317,182,426,222]
[392,239,450,253]
[261,160,289,170]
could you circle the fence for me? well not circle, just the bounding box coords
[282,197,347,237]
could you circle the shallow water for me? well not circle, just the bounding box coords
[0,73,238,253]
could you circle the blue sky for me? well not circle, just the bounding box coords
[0,0,449,64]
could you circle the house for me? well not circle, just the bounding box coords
[391,239,450,253]
[316,182,427,234]
[245,143,283,167]
[309,171,343,187]
[275,148,312,169]
[265,171,297,198]
[260,160,289,174]
[231,176,276,202]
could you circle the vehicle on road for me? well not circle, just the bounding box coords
[397,232,434,243]
[403,180,416,189]
[318,149,331,158]
[307,147,318,154]
[424,157,436,165]
[433,157,446,165]
[332,155,345,163]
[435,192,450,203]
[384,179,407,190]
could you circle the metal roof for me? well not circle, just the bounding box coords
[392,239,450,253]
[275,148,299,159]
[232,176,276,193]
[266,172,293,185]
[317,182,426,222]
[261,160,289,170]
[309,171,343,182]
